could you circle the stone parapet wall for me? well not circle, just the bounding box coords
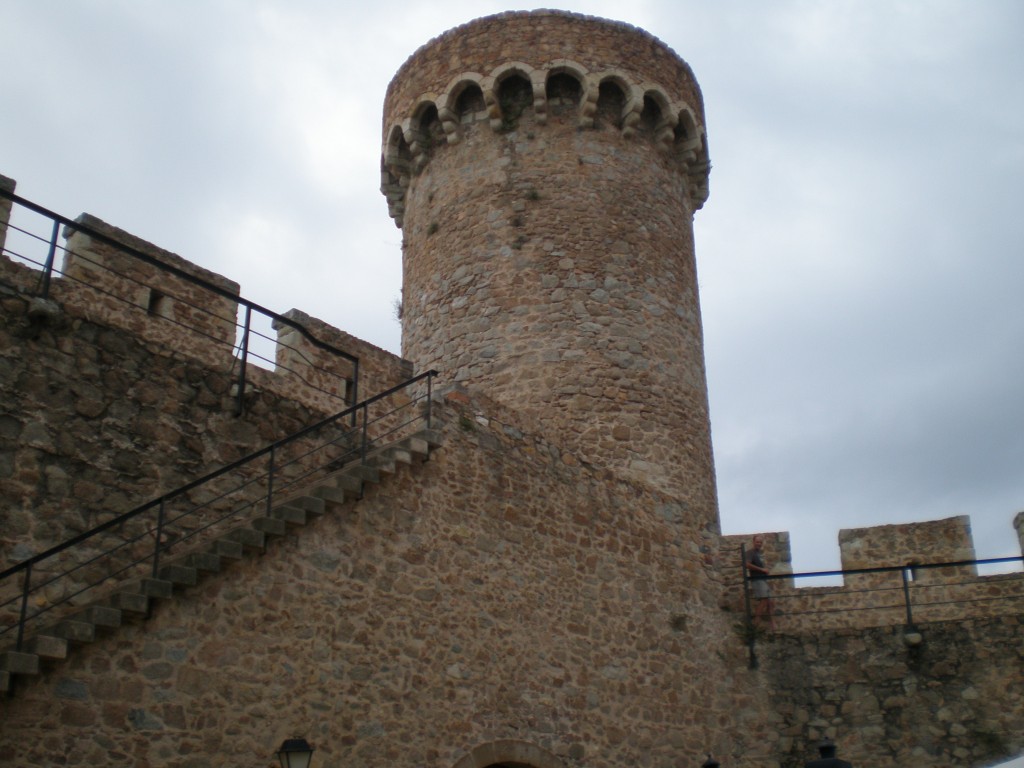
[0,188,406,418]
[760,618,1024,767]
[0,174,14,255]
[724,518,1024,633]
[0,200,415,635]
[60,214,241,366]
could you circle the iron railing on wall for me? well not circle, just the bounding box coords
[0,187,359,414]
[0,369,437,653]
[738,544,1024,667]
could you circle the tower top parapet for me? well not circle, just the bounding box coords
[381,11,710,226]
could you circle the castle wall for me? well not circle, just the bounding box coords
[0,202,412,616]
[761,618,1024,767]
[724,518,1024,633]
[0,392,786,768]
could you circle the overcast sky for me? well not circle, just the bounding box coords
[4,1,1023,588]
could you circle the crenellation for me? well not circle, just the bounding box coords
[61,214,241,370]
[727,516,1023,634]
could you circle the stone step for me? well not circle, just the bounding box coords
[224,527,265,550]
[253,516,287,537]
[134,578,173,600]
[403,436,430,458]
[329,473,362,495]
[370,455,397,475]
[27,634,68,660]
[183,551,222,573]
[313,485,348,506]
[52,619,96,644]
[351,464,380,485]
[272,505,308,526]
[108,591,149,615]
[388,447,414,465]
[284,495,325,516]
[76,605,122,629]
[417,428,443,448]
[210,538,244,560]
[0,651,39,676]
[158,564,198,587]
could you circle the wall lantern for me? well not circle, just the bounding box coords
[701,755,721,768]
[276,738,315,768]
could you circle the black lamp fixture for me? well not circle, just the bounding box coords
[701,755,721,768]
[804,737,852,767]
[276,738,315,768]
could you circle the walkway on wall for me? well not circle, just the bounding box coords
[734,545,1024,668]
[0,185,359,416]
[0,371,442,694]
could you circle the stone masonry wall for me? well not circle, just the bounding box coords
[723,518,1024,633]
[0,391,787,768]
[0,197,415,632]
[760,618,1024,767]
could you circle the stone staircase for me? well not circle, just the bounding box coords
[0,428,443,695]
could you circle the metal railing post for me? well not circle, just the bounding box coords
[901,566,915,627]
[151,499,166,579]
[740,543,757,669]
[235,305,252,416]
[360,402,370,463]
[426,371,434,428]
[38,219,60,300]
[266,445,276,517]
[16,563,32,652]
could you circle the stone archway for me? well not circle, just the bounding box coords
[452,739,566,768]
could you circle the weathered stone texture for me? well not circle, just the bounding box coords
[0,393,784,768]
[726,518,1023,633]
[385,10,717,526]
[761,619,1024,767]
[0,245,410,625]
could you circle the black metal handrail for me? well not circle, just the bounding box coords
[0,187,360,413]
[0,369,437,652]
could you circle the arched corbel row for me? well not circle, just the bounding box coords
[439,72,488,144]
[621,84,646,139]
[543,59,589,127]
[589,71,634,131]
[639,85,678,153]
[380,62,712,224]
[488,62,540,129]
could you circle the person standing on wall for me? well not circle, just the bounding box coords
[746,535,776,630]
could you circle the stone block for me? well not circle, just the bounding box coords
[0,651,39,675]
[28,634,68,659]
[252,516,287,536]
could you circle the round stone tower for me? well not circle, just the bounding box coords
[381,11,716,527]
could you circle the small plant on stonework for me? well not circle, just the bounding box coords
[392,297,403,321]
[458,414,476,431]
[511,215,524,228]
[427,222,439,235]
[526,188,540,201]
[670,614,687,632]
[512,235,528,250]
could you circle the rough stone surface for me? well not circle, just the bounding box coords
[384,10,717,524]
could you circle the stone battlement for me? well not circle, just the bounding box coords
[0,175,411,417]
[381,10,710,227]
[723,515,1024,632]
